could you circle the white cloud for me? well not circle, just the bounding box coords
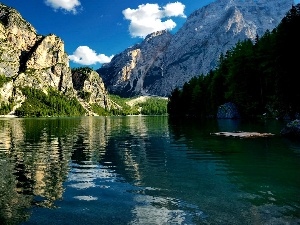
[163,2,186,17]
[45,0,81,14]
[122,2,186,38]
[69,46,114,65]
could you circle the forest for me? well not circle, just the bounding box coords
[15,87,86,117]
[109,95,167,116]
[168,4,300,119]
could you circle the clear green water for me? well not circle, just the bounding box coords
[0,116,299,225]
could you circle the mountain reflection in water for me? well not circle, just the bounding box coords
[0,116,299,225]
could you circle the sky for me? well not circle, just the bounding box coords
[1,0,299,69]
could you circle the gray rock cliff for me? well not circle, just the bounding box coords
[98,30,172,97]
[98,0,294,97]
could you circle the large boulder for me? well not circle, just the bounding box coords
[217,102,240,119]
[280,120,300,137]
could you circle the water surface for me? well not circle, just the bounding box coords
[0,116,299,224]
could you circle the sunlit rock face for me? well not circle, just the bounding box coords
[13,34,74,95]
[0,3,74,108]
[98,0,293,97]
[0,4,37,77]
[97,30,172,97]
[0,3,111,115]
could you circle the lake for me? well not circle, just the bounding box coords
[0,116,299,225]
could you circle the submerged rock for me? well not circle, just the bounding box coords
[280,120,300,137]
[211,131,275,138]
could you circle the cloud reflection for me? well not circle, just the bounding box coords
[74,196,98,201]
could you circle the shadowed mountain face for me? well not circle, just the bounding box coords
[97,0,294,97]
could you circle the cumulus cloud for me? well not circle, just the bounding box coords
[163,2,186,17]
[45,0,81,14]
[122,2,186,38]
[69,46,114,65]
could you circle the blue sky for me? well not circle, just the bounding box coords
[1,0,299,69]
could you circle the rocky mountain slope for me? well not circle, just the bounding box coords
[0,3,112,116]
[98,30,172,97]
[97,0,294,97]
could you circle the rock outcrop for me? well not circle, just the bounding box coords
[0,3,111,116]
[72,68,112,110]
[98,0,293,97]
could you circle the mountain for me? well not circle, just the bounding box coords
[0,3,112,116]
[97,0,294,97]
[98,30,172,97]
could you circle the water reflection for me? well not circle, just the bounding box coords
[0,117,299,224]
[130,190,206,225]
[0,118,79,224]
[168,118,300,222]
[0,116,197,224]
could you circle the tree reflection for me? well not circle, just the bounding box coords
[0,159,31,224]
[0,118,81,224]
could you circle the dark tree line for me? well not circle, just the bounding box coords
[168,4,300,119]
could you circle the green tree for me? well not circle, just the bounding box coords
[273,4,300,116]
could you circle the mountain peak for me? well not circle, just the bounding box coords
[0,3,36,34]
[144,30,170,42]
[98,0,293,97]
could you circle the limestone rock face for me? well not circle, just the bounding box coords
[26,35,66,69]
[0,4,36,50]
[0,3,111,116]
[0,4,38,77]
[98,0,293,97]
[97,30,172,97]
[19,34,74,94]
[7,33,75,95]
[0,3,75,108]
[0,80,14,102]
